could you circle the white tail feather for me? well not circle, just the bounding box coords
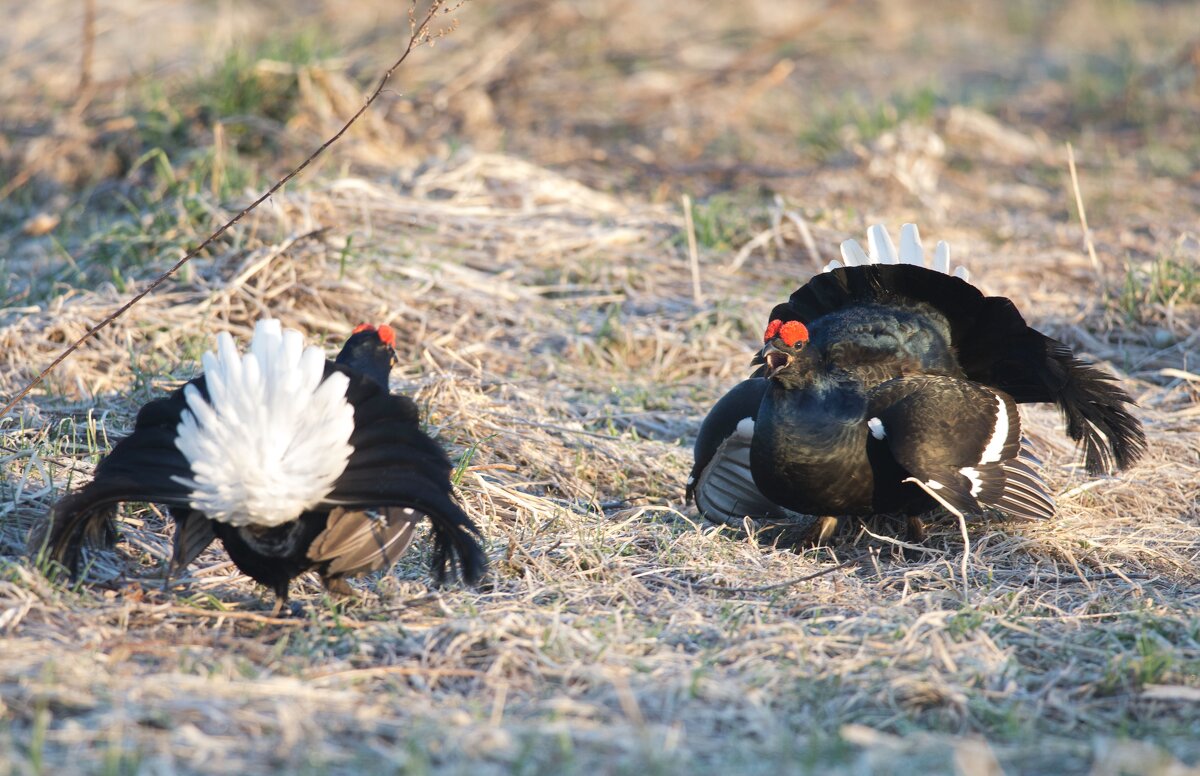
[899,223,923,266]
[933,240,950,275]
[839,239,870,267]
[867,224,898,264]
[828,224,969,280]
[173,319,356,527]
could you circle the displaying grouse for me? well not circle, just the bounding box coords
[688,224,1146,545]
[36,319,487,612]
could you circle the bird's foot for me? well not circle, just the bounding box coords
[810,516,839,546]
[322,577,355,597]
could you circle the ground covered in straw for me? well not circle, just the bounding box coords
[1,1,1199,773]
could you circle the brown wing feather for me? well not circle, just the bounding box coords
[307,507,421,580]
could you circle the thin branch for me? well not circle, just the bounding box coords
[77,0,96,99]
[0,0,464,421]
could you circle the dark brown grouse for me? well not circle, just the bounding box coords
[688,224,1146,544]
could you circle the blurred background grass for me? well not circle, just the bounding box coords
[3,0,1198,314]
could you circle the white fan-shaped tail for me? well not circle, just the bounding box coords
[827,224,970,279]
[173,319,356,527]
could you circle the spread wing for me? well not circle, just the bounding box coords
[315,369,487,585]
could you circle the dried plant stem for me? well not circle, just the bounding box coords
[682,193,703,305]
[1066,141,1105,292]
[785,207,822,269]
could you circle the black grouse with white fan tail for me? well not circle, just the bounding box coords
[37,320,486,612]
[688,224,1146,544]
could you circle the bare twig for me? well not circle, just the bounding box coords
[77,0,96,98]
[307,665,484,683]
[0,0,465,421]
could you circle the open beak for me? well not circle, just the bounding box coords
[761,342,793,378]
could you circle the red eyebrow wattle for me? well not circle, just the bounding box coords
[779,321,809,347]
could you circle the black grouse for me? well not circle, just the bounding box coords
[688,224,1146,545]
[36,319,487,612]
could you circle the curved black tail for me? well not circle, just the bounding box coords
[31,490,119,577]
[1031,339,1146,474]
[427,500,488,587]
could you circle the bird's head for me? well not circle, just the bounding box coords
[336,323,398,387]
[754,318,809,381]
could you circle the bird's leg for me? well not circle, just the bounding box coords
[270,585,289,618]
[906,516,927,544]
[904,516,927,562]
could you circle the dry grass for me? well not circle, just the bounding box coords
[2,1,1199,774]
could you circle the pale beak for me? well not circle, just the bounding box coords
[761,342,793,378]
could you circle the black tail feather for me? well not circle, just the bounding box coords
[428,502,488,587]
[167,509,218,580]
[1040,342,1147,474]
[33,388,196,578]
[34,471,195,577]
[30,491,119,577]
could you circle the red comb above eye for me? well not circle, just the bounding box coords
[779,321,809,347]
[352,323,396,346]
[763,319,783,342]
